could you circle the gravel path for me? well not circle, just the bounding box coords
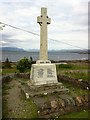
[7,80,22,118]
[3,79,38,118]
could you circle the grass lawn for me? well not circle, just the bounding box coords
[56,62,88,70]
[68,71,88,81]
[58,70,88,81]
[60,110,89,118]
[2,64,30,75]
[61,81,89,97]
[56,62,89,81]
[2,68,18,75]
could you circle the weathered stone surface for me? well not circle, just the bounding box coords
[37,8,51,60]
[30,63,58,85]
[58,99,65,108]
[43,102,51,109]
[59,95,74,106]
[75,96,83,106]
[22,83,69,97]
[65,106,73,113]
[51,100,58,109]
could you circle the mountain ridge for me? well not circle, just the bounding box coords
[0,47,89,53]
[0,47,25,51]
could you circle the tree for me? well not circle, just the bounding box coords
[30,56,33,62]
[16,57,32,73]
[4,58,11,68]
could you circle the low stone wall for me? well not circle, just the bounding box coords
[38,94,89,118]
[14,73,30,79]
[14,73,90,90]
[2,76,12,84]
[58,74,90,90]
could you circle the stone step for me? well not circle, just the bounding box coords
[30,88,69,97]
[28,82,63,91]
[21,84,69,98]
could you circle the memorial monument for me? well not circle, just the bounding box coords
[30,7,58,85]
[22,8,70,118]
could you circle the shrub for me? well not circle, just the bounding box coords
[16,57,32,73]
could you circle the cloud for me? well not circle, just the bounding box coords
[0,0,88,50]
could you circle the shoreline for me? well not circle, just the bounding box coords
[1,59,90,63]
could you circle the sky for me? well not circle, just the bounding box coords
[0,0,89,50]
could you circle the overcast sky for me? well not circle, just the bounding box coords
[0,0,89,50]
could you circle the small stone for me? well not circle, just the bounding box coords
[61,101,65,107]
[26,93,29,99]
[44,93,47,95]
[56,116,58,118]
[61,86,63,89]
[61,108,63,111]
[38,111,40,114]
[78,79,82,82]
[76,96,82,103]
[51,100,57,109]
[86,87,89,90]
[76,96,83,106]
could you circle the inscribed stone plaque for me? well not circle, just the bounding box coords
[47,68,54,77]
[37,68,44,78]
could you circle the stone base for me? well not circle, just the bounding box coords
[21,83,88,118]
[30,63,58,85]
[21,83,69,97]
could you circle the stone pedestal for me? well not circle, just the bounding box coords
[30,63,58,85]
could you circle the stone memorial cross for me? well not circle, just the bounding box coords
[37,7,51,60]
[30,7,57,85]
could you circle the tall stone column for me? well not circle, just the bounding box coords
[37,8,51,61]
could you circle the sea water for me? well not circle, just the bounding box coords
[1,51,88,62]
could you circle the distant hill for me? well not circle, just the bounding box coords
[68,49,89,54]
[0,47,25,51]
[49,49,89,53]
[0,47,89,53]
[27,49,39,52]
